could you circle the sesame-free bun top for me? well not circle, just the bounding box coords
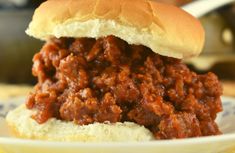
[26,0,205,59]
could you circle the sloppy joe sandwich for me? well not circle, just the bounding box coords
[6,0,223,141]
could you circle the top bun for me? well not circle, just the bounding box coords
[26,0,205,59]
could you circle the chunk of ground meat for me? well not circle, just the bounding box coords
[155,112,202,139]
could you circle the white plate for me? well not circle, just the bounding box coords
[0,96,235,153]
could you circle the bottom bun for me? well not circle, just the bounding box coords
[6,105,154,142]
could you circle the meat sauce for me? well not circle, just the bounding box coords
[26,36,223,139]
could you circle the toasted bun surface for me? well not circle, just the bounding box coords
[26,0,205,59]
[6,105,154,142]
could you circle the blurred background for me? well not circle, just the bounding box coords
[0,0,235,98]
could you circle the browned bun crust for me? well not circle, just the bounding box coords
[26,0,205,59]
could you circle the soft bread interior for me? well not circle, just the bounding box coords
[6,105,154,142]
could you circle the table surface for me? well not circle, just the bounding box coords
[0,84,32,100]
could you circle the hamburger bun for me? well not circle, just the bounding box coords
[7,0,206,142]
[6,105,154,142]
[26,0,205,59]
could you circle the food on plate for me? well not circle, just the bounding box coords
[6,0,223,141]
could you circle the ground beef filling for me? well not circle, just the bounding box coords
[26,36,223,139]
